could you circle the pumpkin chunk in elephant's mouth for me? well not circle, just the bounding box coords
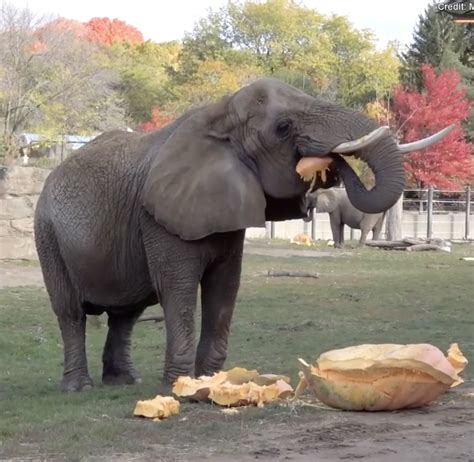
[296,156,334,193]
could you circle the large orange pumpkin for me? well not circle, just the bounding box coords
[297,343,467,411]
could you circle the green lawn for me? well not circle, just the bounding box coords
[1,244,473,460]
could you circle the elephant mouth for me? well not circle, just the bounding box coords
[296,154,341,196]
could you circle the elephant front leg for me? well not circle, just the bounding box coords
[102,311,144,385]
[154,263,201,394]
[195,255,242,377]
[330,215,344,248]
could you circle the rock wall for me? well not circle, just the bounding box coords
[0,166,51,259]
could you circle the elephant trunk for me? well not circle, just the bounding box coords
[333,134,405,214]
[302,105,405,214]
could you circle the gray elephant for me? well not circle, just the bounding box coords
[34,78,448,393]
[309,187,386,247]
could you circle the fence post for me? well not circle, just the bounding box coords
[427,186,434,239]
[303,218,309,235]
[465,186,471,240]
[270,221,275,239]
[311,209,317,240]
[350,228,355,241]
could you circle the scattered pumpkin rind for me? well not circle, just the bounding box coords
[173,368,293,407]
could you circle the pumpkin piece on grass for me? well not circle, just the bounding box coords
[133,395,180,420]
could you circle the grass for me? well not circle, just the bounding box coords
[0,243,473,460]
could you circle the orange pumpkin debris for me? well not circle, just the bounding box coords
[172,367,293,407]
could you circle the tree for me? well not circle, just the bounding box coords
[400,2,463,88]
[84,17,143,45]
[110,41,181,123]
[0,4,127,143]
[401,2,473,140]
[175,0,400,107]
[171,59,263,111]
[393,64,473,189]
[137,106,174,132]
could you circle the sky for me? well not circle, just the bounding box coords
[11,0,433,49]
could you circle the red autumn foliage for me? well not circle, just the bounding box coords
[84,17,144,45]
[31,18,87,54]
[393,64,473,189]
[137,107,174,132]
[44,18,88,38]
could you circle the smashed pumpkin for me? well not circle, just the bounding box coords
[173,367,293,407]
[133,395,180,420]
[297,343,468,411]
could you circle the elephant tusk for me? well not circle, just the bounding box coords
[397,125,456,153]
[332,126,391,154]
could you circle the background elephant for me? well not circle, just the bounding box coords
[308,188,386,247]
[34,78,441,393]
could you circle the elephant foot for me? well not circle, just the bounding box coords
[195,363,223,379]
[61,372,94,392]
[156,379,174,396]
[102,367,142,386]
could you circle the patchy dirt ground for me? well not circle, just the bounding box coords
[1,245,473,461]
[0,260,44,288]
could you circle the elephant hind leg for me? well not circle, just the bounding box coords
[372,216,385,241]
[102,309,145,385]
[359,229,370,246]
[35,219,92,391]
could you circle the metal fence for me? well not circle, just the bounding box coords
[403,186,471,239]
[247,186,473,241]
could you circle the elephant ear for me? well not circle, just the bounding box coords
[315,189,338,213]
[142,101,266,240]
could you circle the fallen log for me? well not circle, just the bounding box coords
[366,238,451,252]
[266,270,320,279]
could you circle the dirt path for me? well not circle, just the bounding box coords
[0,244,348,288]
[0,261,43,288]
[243,246,353,258]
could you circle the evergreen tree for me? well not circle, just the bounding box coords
[401,2,464,89]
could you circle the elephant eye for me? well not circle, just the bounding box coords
[276,120,292,138]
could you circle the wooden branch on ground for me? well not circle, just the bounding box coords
[366,238,451,252]
[266,270,320,279]
[137,315,165,323]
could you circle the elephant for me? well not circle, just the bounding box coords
[34,78,450,393]
[308,187,386,247]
